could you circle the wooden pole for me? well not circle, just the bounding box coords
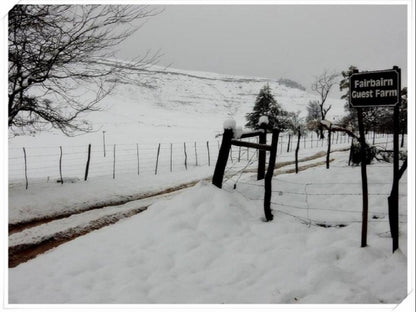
[212,129,233,188]
[388,83,401,252]
[295,129,301,173]
[194,141,198,166]
[155,143,161,175]
[258,127,267,180]
[136,144,140,175]
[23,147,28,190]
[184,142,188,170]
[59,146,63,184]
[264,129,279,221]
[170,143,173,172]
[206,141,210,166]
[113,144,116,179]
[357,108,369,247]
[348,139,354,166]
[84,144,91,181]
[326,124,332,169]
[102,131,106,157]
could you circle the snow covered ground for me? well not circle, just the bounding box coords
[6,63,411,307]
[8,150,408,304]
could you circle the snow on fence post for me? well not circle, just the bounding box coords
[155,143,161,175]
[194,141,198,166]
[59,146,63,184]
[23,147,28,189]
[212,119,235,188]
[206,141,210,166]
[113,144,116,179]
[84,144,91,181]
[184,142,188,170]
[136,144,140,175]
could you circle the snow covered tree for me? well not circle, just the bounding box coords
[8,5,161,136]
[305,100,322,136]
[311,70,339,139]
[245,84,289,130]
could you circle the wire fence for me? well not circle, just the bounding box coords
[8,131,395,188]
[224,177,407,229]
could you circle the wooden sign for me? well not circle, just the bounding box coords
[350,69,400,107]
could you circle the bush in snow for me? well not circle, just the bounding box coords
[350,140,377,165]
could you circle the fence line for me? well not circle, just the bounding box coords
[8,132,399,188]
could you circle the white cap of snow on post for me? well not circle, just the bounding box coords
[258,116,269,126]
[223,118,236,130]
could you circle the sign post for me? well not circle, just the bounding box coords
[350,67,401,252]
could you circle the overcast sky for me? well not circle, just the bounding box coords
[115,4,408,96]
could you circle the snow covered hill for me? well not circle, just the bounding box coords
[8,60,345,181]
[8,59,346,147]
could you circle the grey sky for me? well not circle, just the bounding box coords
[112,5,406,95]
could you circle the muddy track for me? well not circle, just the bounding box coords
[9,180,204,235]
[9,148,347,268]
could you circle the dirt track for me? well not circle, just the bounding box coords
[9,148,347,268]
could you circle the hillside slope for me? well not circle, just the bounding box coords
[8,60,345,180]
[10,60,345,146]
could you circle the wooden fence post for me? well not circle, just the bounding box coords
[257,126,267,180]
[170,143,173,172]
[295,129,301,173]
[136,144,140,175]
[194,141,198,166]
[206,141,210,166]
[348,139,354,166]
[264,129,279,221]
[357,108,368,248]
[59,146,63,184]
[212,129,233,188]
[326,124,332,169]
[113,144,116,179]
[84,144,91,181]
[23,147,28,190]
[184,142,188,170]
[155,143,161,175]
[287,134,291,153]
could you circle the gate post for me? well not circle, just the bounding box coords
[257,123,267,180]
[212,128,234,188]
[264,129,279,221]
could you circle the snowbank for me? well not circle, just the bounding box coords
[9,174,407,303]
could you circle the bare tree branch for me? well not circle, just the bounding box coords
[8,4,163,136]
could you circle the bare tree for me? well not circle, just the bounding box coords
[311,70,339,138]
[8,5,161,136]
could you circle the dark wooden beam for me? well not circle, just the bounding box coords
[231,139,272,151]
